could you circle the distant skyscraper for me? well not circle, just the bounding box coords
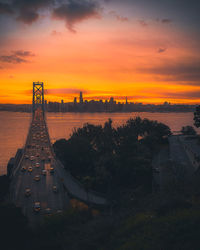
[80,91,83,104]
[126,97,128,105]
[74,97,77,104]
[109,97,114,104]
[61,99,64,112]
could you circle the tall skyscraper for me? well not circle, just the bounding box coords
[80,91,83,104]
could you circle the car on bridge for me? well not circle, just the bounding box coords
[30,156,34,161]
[36,162,40,168]
[50,167,54,174]
[28,166,33,172]
[42,170,47,176]
[52,185,58,193]
[21,166,26,172]
[43,208,52,216]
[33,202,41,212]
[34,175,40,181]
[25,188,31,197]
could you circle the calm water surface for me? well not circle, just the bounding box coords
[0,111,197,175]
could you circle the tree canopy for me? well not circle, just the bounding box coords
[54,117,171,194]
[181,126,197,135]
[194,105,200,128]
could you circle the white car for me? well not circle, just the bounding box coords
[30,156,34,161]
[42,170,47,176]
[35,162,40,168]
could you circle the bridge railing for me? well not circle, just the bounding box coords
[56,159,108,205]
[10,113,32,178]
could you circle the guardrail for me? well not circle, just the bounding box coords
[56,159,108,205]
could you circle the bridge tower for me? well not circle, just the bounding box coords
[32,82,45,117]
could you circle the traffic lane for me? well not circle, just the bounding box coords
[12,118,69,218]
[19,167,66,215]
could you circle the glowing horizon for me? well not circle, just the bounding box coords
[0,0,199,105]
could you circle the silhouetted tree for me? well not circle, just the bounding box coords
[181,126,197,135]
[194,106,200,128]
[0,175,10,201]
[54,117,171,194]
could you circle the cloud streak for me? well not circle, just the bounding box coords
[155,18,172,24]
[157,47,167,53]
[0,50,35,64]
[109,11,129,22]
[136,60,200,82]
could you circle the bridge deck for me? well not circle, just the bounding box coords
[10,107,107,222]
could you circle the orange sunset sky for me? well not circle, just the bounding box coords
[0,0,200,104]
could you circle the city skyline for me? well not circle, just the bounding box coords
[0,1,199,104]
[0,90,196,113]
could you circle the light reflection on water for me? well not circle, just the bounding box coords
[0,111,197,175]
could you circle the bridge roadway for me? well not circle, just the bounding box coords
[10,110,107,222]
[10,113,69,222]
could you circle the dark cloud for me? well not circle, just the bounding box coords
[109,11,129,22]
[0,2,14,14]
[161,19,172,24]
[157,48,167,53]
[138,18,172,27]
[0,50,35,64]
[0,55,27,63]
[13,50,35,57]
[137,61,200,82]
[0,0,103,28]
[0,0,54,24]
[52,0,101,32]
[155,18,172,24]
[13,0,53,9]
[13,0,53,24]
[161,90,200,100]
[16,9,39,23]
